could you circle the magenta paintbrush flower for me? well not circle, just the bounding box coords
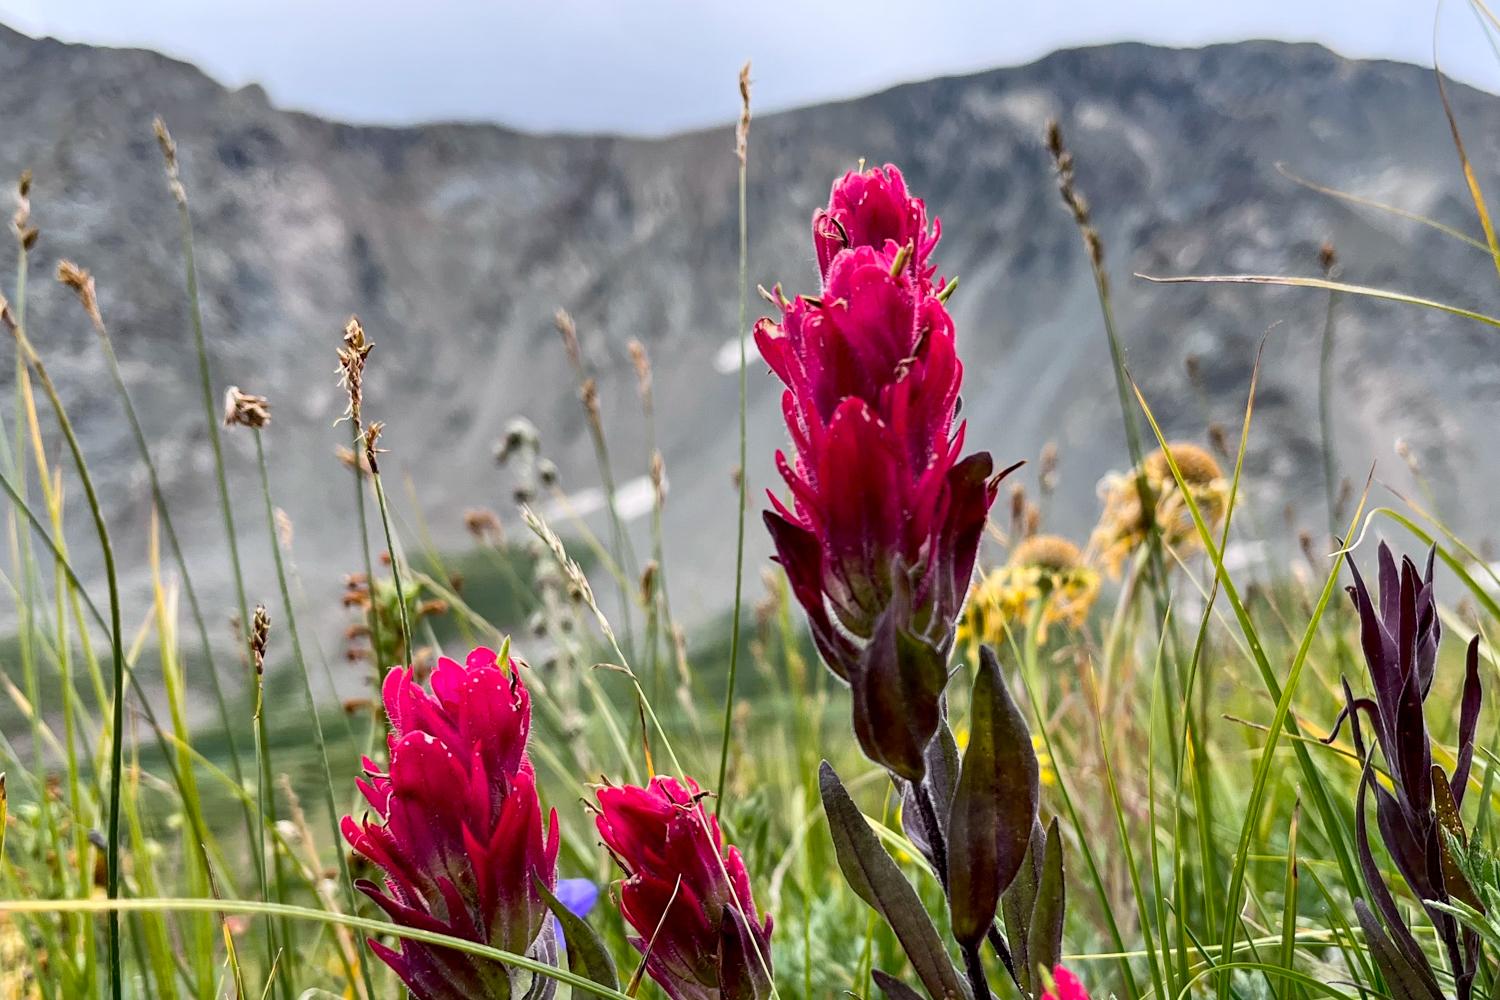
[343,646,562,1000]
[759,168,1003,780]
[812,163,941,288]
[595,776,773,1000]
[1042,966,1091,1000]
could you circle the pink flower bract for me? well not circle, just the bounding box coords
[595,776,773,1000]
[759,166,1004,780]
[343,646,561,1000]
[812,163,941,288]
[1043,966,1091,1000]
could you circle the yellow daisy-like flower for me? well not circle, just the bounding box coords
[957,535,1100,647]
[1091,441,1228,578]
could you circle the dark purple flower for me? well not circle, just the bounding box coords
[1333,544,1484,1000]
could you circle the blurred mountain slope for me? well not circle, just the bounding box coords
[1,23,1497,648]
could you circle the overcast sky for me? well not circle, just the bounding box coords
[3,2,1497,134]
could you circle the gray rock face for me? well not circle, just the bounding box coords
[1,24,1497,654]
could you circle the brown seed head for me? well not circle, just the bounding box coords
[337,315,373,422]
[1207,422,1231,459]
[222,386,271,429]
[627,338,652,404]
[56,260,104,333]
[1318,240,1338,276]
[580,377,600,424]
[275,508,294,549]
[250,604,271,675]
[736,62,752,166]
[639,560,658,606]
[1009,482,1026,522]
[1298,529,1317,566]
[152,117,187,205]
[554,308,581,368]
[13,170,37,249]
[153,117,178,176]
[1044,119,1063,159]
[650,450,667,505]
[463,507,503,544]
[364,421,385,474]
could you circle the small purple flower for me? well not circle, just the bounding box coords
[555,878,599,919]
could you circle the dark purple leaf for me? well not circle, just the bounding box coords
[819,761,971,1000]
[851,608,946,782]
[873,971,930,1000]
[1000,820,1044,995]
[533,875,618,999]
[1353,899,1443,1000]
[946,647,1039,948]
[1453,636,1482,808]
[1025,817,1066,986]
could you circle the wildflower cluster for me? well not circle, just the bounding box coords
[345,643,772,1000]
[761,165,1065,1000]
[595,776,774,999]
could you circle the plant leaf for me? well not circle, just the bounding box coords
[534,875,619,998]
[1353,899,1443,1000]
[873,970,930,1000]
[1000,820,1044,996]
[947,646,1039,949]
[850,608,946,782]
[819,761,970,1000]
[901,722,960,870]
[1026,817,1066,985]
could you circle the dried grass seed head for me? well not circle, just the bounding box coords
[554,308,581,368]
[337,315,373,421]
[223,386,271,429]
[56,260,104,332]
[250,604,271,674]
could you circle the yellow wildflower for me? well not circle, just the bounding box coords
[1091,441,1228,578]
[958,535,1100,647]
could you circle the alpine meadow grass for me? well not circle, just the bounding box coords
[1,39,1499,1000]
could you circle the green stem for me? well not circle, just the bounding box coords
[165,158,279,988]
[88,304,256,855]
[253,431,375,999]
[370,466,413,662]
[5,311,127,1000]
[1317,287,1340,536]
[717,107,750,814]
